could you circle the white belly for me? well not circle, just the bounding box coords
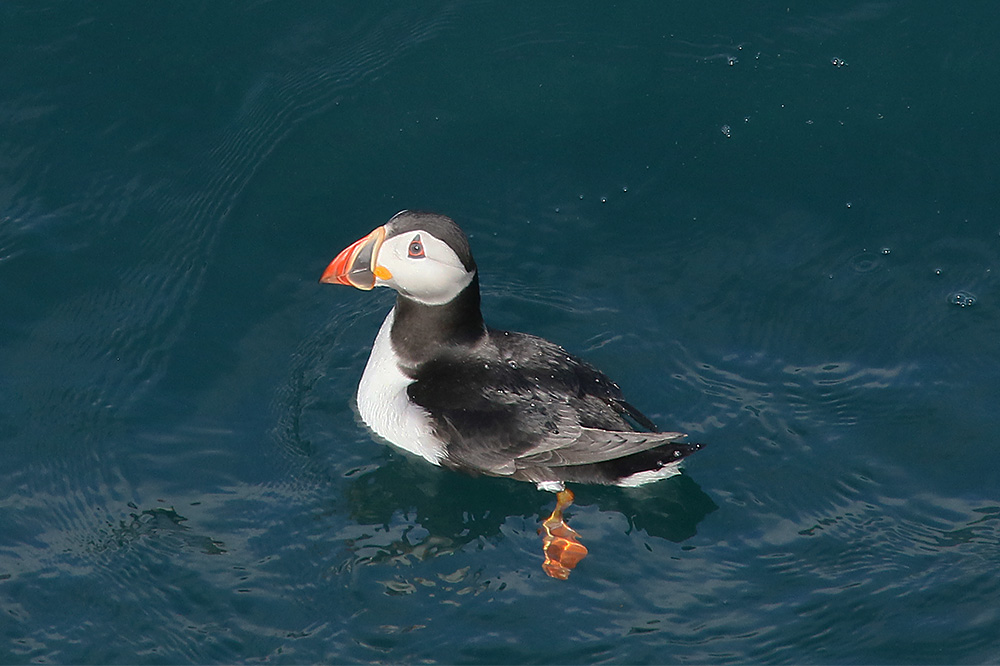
[356,308,446,465]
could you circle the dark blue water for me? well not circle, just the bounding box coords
[3,2,1000,663]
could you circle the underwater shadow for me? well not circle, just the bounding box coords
[343,457,717,549]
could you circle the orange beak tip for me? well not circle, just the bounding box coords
[319,226,386,290]
[318,262,343,285]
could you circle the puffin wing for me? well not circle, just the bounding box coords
[515,427,688,468]
[406,357,583,475]
[406,330,685,476]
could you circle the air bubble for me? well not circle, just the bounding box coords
[831,57,847,67]
[948,291,977,308]
[721,125,731,138]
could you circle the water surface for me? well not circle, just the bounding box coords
[2,2,1000,663]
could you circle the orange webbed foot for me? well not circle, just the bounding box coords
[539,488,588,579]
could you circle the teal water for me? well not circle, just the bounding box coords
[3,2,1000,663]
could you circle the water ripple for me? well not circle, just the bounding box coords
[1,6,461,662]
[4,5,457,459]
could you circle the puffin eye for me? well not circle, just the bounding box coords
[408,235,425,258]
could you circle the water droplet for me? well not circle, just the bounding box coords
[948,291,977,307]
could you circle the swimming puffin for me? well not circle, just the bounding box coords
[321,210,703,578]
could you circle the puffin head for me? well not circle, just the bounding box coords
[321,211,477,306]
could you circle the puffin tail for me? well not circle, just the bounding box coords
[552,440,705,487]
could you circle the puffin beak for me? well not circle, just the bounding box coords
[320,226,388,290]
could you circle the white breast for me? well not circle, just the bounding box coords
[356,307,447,465]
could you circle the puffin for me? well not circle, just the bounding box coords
[321,210,703,578]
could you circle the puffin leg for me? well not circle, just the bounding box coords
[539,488,589,579]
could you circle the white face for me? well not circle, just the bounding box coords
[375,230,474,306]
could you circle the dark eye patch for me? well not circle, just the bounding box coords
[408,235,425,258]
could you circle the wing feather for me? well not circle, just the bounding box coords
[516,428,687,467]
[406,329,685,478]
